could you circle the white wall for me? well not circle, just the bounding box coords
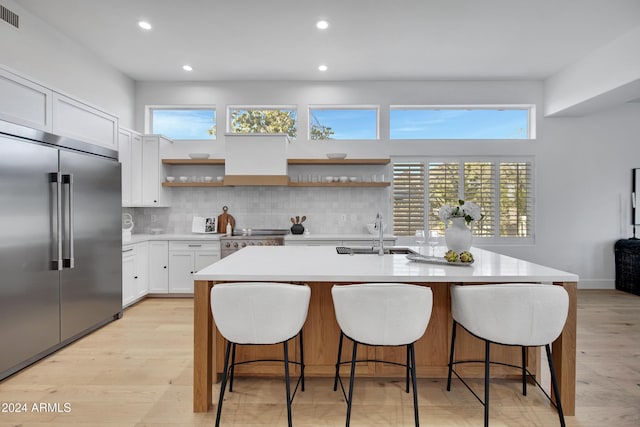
[135,80,640,289]
[0,0,135,128]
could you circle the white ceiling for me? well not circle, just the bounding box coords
[14,0,640,82]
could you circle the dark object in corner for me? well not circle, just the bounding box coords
[614,239,640,296]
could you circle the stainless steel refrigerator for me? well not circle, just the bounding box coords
[0,120,122,380]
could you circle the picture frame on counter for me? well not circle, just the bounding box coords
[192,216,217,234]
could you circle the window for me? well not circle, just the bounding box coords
[227,106,297,138]
[149,107,216,140]
[393,159,533,241]
[389,106,534,139]
[308,106,379,140]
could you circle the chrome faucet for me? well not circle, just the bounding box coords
[375,212,384,256]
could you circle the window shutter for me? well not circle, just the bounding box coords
[427,162,460,234]
[393,163,425,236]
[499,162,533,237]
[464,162,495,236]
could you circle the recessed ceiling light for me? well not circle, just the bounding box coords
[138,21,152,30]
[318,65,328,72]
[316,20,329,30]
[182,65,193,72]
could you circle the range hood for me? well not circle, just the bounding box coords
[224,134,290,186]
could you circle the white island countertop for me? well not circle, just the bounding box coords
[195,245,578,283]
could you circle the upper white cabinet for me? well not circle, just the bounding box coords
[0,68,52,131]
[119,128,143,206]
[52,93,118,150]
[141,135,171,206]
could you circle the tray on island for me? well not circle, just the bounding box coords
[406,253,474,267]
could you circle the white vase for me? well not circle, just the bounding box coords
[445,217,472,253]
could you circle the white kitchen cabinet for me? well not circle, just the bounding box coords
[119,128,143,206]
[122,242,149,307]
[168,241,220,293]
[141,135,171,206]
[0,67,52,131]
[148,241,169,293]
[52,92,118,150]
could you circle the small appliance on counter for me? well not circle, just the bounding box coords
[123,213,134,241]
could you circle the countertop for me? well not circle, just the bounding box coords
[123,233,396,246]
[194,245,579,283]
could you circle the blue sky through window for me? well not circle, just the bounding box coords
[390,109,529,139]
[151,109,216,140]
[310,108,377,139]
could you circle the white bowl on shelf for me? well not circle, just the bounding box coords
[325,176,334,182]
[339,176,349,183]
[349,176,358,182]
[179,176,188,183]
[326,153,347,159]
[166,176,175,182]
[203,176,213,183]
[188,153,210,159]
[366,223,388,235]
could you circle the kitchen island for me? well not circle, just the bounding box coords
[193,246,578,414]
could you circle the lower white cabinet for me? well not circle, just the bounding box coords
[148,241,169,293]
[168,241,220,293]
[122,242,149,307]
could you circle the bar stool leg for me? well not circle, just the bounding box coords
[410,343,420,427]
[284,340,293,427]
[229,342,237,392]
[484,340,490,427]
[406,344,410,393]
[345,341,358,427]
[447,321,458,391]
[215,341,232,427]
[522,346,527,396]
[333,331,344,392]
[546,344,566,427]
[299,331,305,391]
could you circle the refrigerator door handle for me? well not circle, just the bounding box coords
[62,174,75,269]
[49,172,63,270]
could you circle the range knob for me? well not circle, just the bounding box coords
[233,242,239,248]
[241,242,247,247]
[225,242,231,248]
[258,242,263,246]
[249,242,255,246]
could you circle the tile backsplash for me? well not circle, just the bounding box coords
[125,187,391,235]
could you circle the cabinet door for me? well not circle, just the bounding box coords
[148,241,169,293]
[0,68,52,131]
[122,249,136,307]
[52,92,118,150]
[194,251,220,274]
[134,243,149,299]
[118,130,132,206]
[169,251,196,293]
[130,133,143,205]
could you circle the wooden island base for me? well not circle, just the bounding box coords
[194,280,577,415]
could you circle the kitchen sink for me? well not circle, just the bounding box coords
[336,246,418,255]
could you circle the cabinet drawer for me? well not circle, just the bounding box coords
[169,241,220,252]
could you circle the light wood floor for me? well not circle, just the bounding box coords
[0,290,638,426]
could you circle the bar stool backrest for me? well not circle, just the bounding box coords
[450,283,569,346]
[211,282,311,345]
[332,283,433,346]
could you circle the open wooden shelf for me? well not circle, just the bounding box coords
[162,182,224,187]
[287,158,390,165]
[162,159,225,165]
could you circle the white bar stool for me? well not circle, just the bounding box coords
[210,282,311,427]
[446,283,569,427]
[331,283,433,427]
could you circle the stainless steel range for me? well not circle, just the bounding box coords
[220,229,289,258]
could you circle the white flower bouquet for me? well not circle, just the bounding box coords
[438,199,484,225]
